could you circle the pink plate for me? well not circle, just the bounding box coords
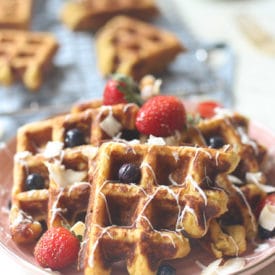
[0,122,275,275]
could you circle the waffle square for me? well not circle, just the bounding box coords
[10,151,49,243]
[60,0,159,31]
[191,112,267,257]
[0,0,32,29]
[0,29,58,91]
[82,141,239,274]
[95,16,185,80]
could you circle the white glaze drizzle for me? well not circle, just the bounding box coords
[49,190,66,227]
[231,184,257,233]
[88,224,114,267]
[140,161,158,185]
[228,235,240,257]
[237,126,259,154]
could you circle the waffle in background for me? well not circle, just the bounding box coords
[0,29,58,91]
[96,16,185,81]
[0,0,33,29]
[60,0,159,31]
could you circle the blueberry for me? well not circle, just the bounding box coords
[118,163,141,184]
[120,129,140,141]
[258,225,275,240]
[25,173,45,190]
[39,220,47,232]
[207,136,224,148]
[65,128,86,147]
[157,264,176,275]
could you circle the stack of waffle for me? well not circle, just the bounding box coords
[10,99,269,274]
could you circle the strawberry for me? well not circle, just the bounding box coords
[103,74,143,106]
[197,100,222,118]
[135,95,186,137]
[255,193,275,219]
[34,227,80,270]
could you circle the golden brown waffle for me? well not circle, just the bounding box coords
[0,29,58,91]
[10,145,96,244]
[71,99,103,113]
[60,0,159,31]
[82,141,239,274]
[16,103,139,153]
[189,112,267,257]
[197,113,266,179]
[95,16,185,80]
[0,0,32,29]
[46,145,96,229]
[10,103,140,243]
[10,151,49,243]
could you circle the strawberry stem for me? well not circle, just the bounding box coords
[111,74,144,106]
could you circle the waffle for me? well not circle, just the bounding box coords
[10,103,140,243]
[0,29,58,91]
[95,16,185,80]
[16,103,139,153]
[46,145,96,229]
[60,0,159,31]
[0,0,32,29]
[10,151,49,243]
[10,145,94,243]
[190,112,267,257]
[81,141,239,274]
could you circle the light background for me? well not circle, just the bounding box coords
[1,0,275,274]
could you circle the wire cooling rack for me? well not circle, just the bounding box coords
[0,0,235,140]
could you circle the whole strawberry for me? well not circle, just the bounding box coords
[34,227,80,270]
[136,95,186,137]
[103,74,143,106]
[197,100,222,118]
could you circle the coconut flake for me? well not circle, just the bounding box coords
[259,204,275,231]
[14,151,32,162]
[246,172,275,193]
[164,131,182,146]
[46,162,87,188]
[128,139,140,145]
[43,141,64,158]
[147,135,166,145]
[71,221,86,238]
[99,114,122,137]
[201,257,245,275]
[227,175,244,185]
[140,75,162,100]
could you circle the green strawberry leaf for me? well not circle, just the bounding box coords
[111,74,144,106]
[187,113,201,126]
[76,234,83,242]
